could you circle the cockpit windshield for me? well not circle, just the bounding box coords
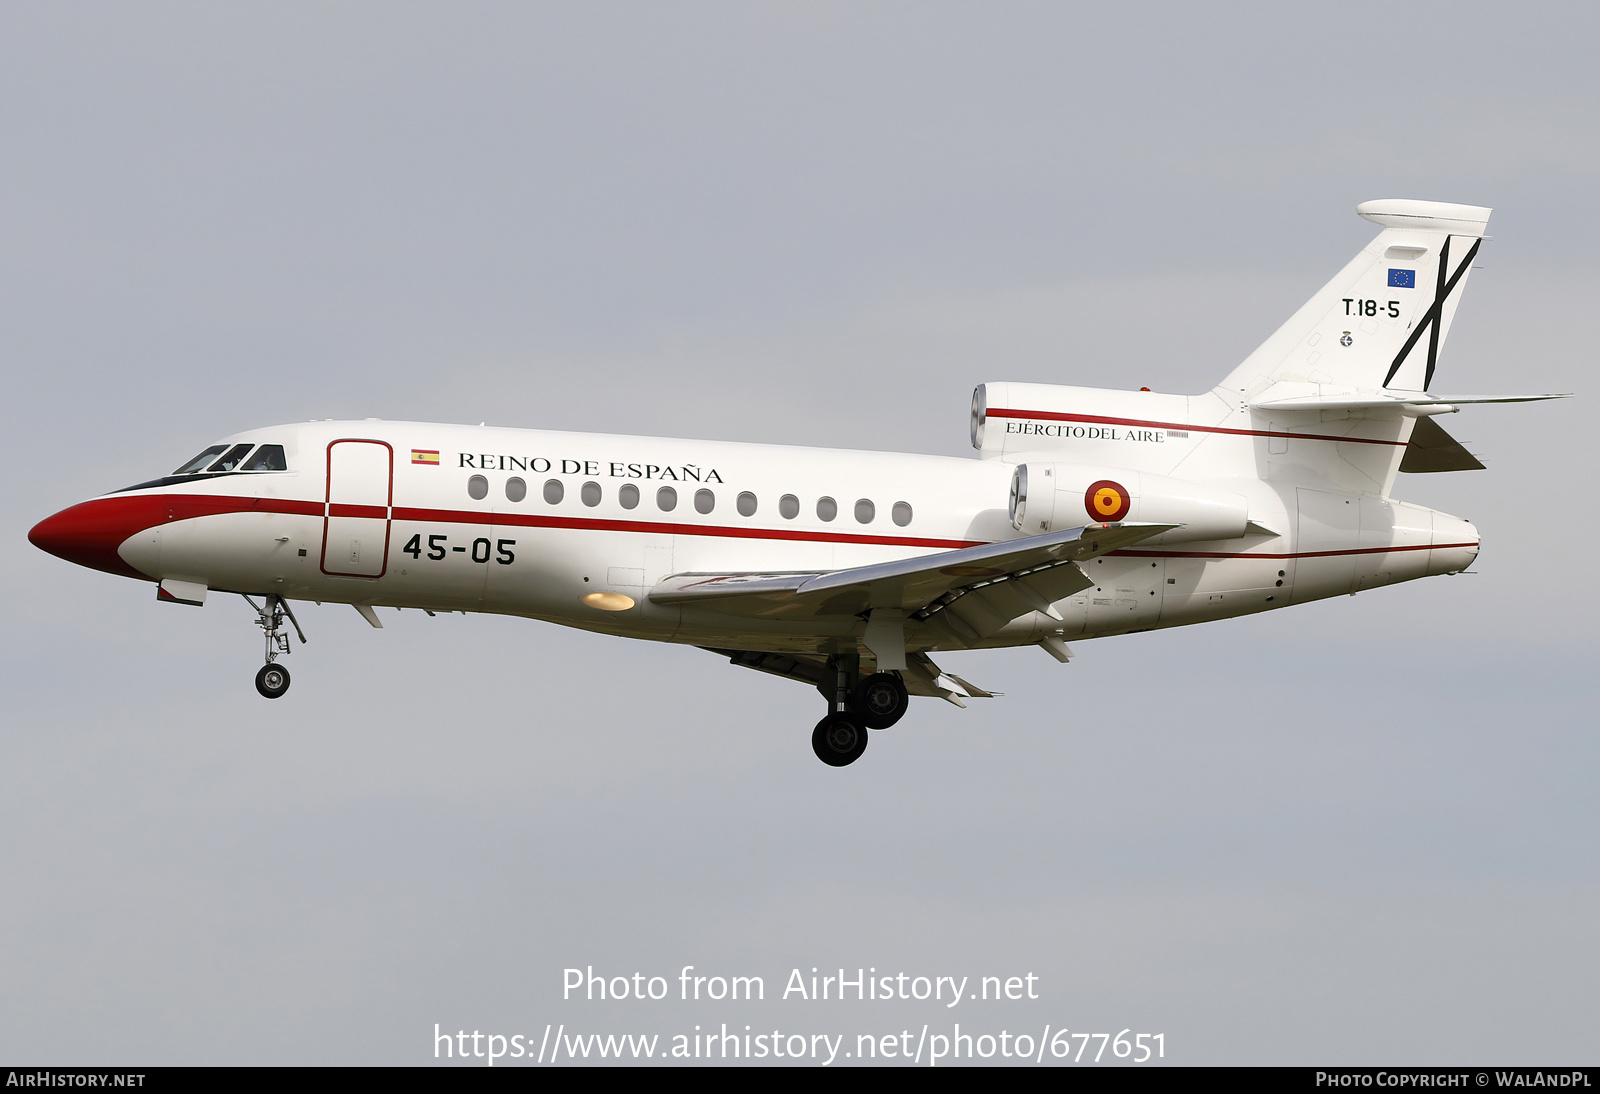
[241,444,287,471]
[143,443,290,492]
[173,445,228,475]
[207,444,254,472]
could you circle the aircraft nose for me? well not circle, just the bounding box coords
[29,496,162,580]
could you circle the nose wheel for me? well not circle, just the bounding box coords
[255,663,291,699]
[242,593,306,698]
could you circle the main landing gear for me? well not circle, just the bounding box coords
[243,594,306,699]
[852,672,910,729]
[810,656,911,767]
[812,714,868,767]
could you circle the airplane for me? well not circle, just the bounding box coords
[29,199,1568,767]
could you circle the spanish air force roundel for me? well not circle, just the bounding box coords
[1084,479,1131,522]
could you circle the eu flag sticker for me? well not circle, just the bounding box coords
[1388,268,1416,288]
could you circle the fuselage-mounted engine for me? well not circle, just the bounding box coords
[1008,462,1250,544]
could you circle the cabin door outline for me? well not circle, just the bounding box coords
[322,439,394,578]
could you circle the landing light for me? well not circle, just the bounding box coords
[582,592,635,611]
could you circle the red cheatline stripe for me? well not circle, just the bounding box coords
[389,505,980,549]
[987,408,1410,447]
[104,494,1477,559]
[128,494,980,549]
[165,495,324,520]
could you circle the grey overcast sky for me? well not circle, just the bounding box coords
[2,1,1595,1066]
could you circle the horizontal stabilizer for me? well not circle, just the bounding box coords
[651,521,1177,622]
[1356,199,1492,233]
[1400,416,1485,473]
[1253,389,1571,413]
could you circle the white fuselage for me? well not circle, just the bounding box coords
[82,417,1478,659]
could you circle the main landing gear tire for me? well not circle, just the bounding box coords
[812,714,869,767]
[850,672,909,729]
[255,663,291,699]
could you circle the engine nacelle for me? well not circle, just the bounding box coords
[1008,463,1250,543]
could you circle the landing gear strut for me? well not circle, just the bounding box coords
[243,594,306,699]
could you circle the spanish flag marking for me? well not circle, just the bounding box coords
[412,450,440,465]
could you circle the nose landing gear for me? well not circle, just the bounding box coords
[243,594,306,699]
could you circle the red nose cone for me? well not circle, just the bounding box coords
[29,496,164,580]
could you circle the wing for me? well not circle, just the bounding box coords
[705,647,997,706]
[649,521,1177,628]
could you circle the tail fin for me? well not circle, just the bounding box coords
[1219,199,1491,397]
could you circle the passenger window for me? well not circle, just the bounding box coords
[619,483,640,510]
[173,445,228,475]
[694,489,714,514]
[581,481,602,507]
[241,445,287,471]
[779,494,799,519]
[737,491,757,517]
[505,476,527,502]
[544,479,564,504]
[467,475,488,500]
[816,496,837,522]
[208,444,254,472]
[892,501,913,527]
[657,486,677,511]
[854,499,875,524]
